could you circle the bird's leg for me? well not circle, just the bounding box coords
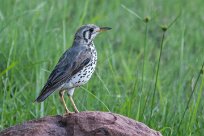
[68,96,79,113]
[59,90,72,114]
[67,88,79,113]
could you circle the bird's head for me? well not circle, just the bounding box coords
[74,24,111,44]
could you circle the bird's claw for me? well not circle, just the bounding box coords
[63,111,75,116]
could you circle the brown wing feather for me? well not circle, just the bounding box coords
[35,45,91,102]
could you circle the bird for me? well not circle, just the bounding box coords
[35,24,111,114]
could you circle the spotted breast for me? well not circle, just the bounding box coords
[69,43,97,87]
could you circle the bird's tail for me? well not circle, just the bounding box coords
[34,86,56,102]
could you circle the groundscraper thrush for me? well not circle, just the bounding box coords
[35,24,111,114]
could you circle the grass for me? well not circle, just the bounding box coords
[0,0,204,135]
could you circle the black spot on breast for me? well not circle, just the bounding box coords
[87,63,92,67]
[86,48,91,51]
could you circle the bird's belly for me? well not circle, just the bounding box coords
[69,60,96,87]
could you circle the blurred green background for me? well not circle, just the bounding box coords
[0,0,204,135]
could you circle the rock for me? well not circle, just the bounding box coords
[0,111,162,136]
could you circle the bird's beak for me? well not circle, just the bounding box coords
[97,27,112,32]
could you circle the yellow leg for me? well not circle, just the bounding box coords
[59,90,72,114]
[69,96,79,113]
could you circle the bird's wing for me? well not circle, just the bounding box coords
[35,45,91,102]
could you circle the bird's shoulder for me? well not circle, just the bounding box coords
[56,45,91,71]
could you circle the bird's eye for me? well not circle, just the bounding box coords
[89,28,94,33]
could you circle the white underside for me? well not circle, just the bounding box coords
[61,60,96,87]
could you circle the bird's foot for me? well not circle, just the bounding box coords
[63,112,75,116]
[63,110,80,116]
[63,108,74,115]
[63,108,79,116]
[74,109,79,113]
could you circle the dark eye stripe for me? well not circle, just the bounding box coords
[89,28,94,32]
[82,30,87,39]
[88,31,91,39]
[83,30,88,42]
[88,28,94,39]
